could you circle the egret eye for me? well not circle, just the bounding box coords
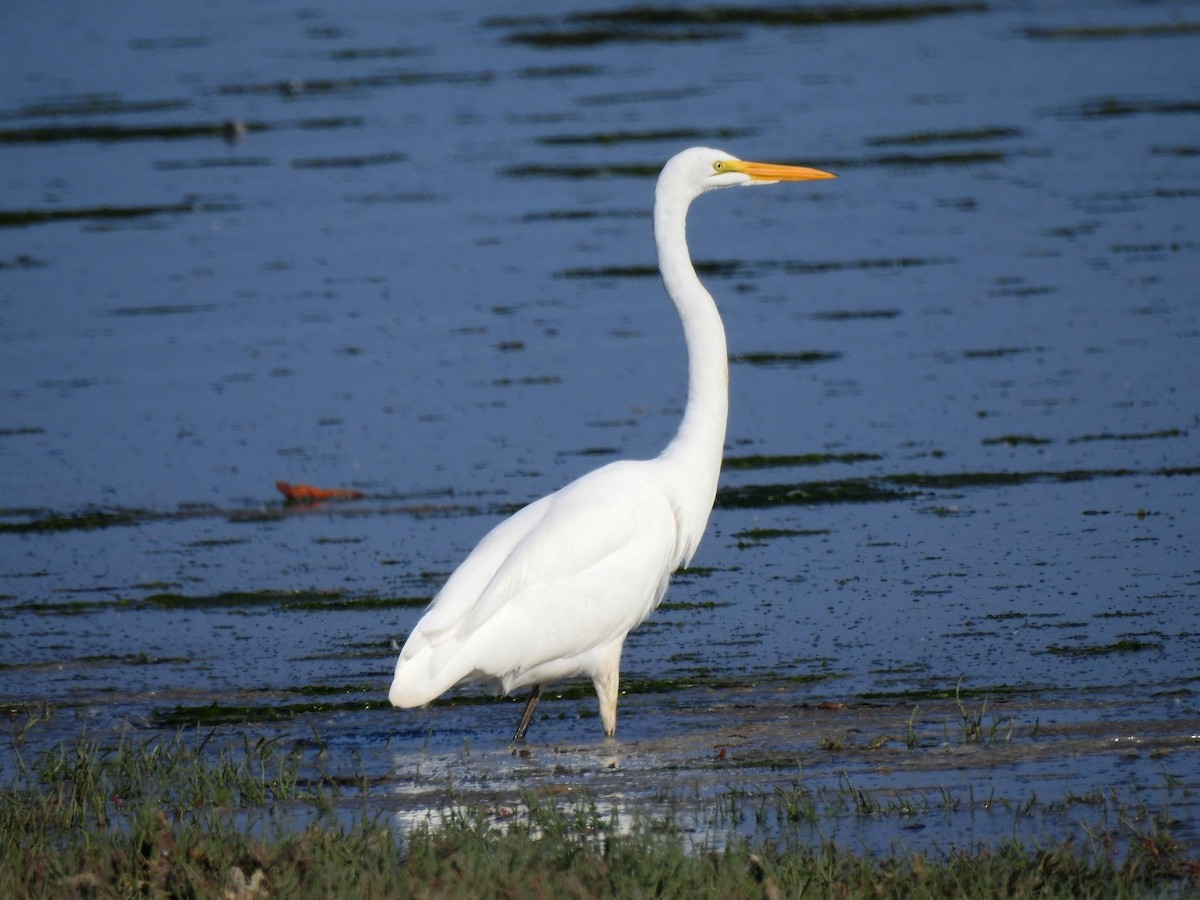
[713,161,726,173]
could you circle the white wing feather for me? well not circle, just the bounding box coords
[390,460,679,705]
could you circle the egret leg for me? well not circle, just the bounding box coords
[593,641,623,738]
[513,685,543,742]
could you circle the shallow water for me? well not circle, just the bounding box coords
[2,0,1198,856]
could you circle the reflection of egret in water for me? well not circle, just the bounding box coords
[389,147,836,739]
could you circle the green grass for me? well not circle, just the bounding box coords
[2,729,1197,898]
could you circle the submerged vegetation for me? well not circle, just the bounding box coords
[2,457,1192,533]
[0,588,430,618]
[1,726,1196,898]
[491,3,988,48]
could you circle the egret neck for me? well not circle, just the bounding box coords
[653,179,729,568]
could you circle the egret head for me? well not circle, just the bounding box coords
[661,147,837,202]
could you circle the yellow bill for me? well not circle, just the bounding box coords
[728,159,837,183]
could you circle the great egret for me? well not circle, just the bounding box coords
[389,147,836,739]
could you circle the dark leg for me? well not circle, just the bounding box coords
[513,685,543,742]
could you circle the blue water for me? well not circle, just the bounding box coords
[2,0,1198,856]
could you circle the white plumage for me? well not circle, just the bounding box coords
[390,147,836,739]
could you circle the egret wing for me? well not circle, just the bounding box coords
[461,463,677,646]
[406,462,676,664]
[409,493,553,640]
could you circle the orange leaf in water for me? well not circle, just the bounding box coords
[275,481,364,503]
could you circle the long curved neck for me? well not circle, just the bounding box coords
[654,186,728,564]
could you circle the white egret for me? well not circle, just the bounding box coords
[389,147,836,740]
